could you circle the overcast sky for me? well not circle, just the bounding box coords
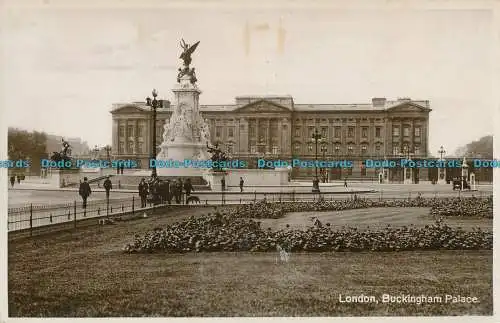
[1,1,496,157]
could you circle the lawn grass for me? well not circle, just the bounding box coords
[8,207,493,317]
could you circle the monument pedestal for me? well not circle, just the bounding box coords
[156,73,211,177]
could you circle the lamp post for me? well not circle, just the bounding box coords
[308,129,323,192]
[320,142,328,183]
[437,145,446,184]
[92,145,100,161]
[146,89,162,178]
[401,145,414,184]
[104,145,111,162]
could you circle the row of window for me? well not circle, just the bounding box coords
[393,126,421,137]
[118,124,163,138]
[118,142,145,154]
[119,124,421,141]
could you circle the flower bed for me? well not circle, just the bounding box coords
[124,211,492,253]
[231,196,493,219]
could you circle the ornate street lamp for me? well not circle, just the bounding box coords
[146,89,163,178]
[400,144,414,184]
[92,145,100,161]
[320,141,328,183]
[104,145,112,162]
[437,145,446,184]
[438,146,446,160]
[308,129,323,192]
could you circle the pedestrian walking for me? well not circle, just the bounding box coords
[79,177,92,209]
[16,174,21,184]
[9,175,15,187]
[221,177,226,205]
[138,178,148,208]
[239,177,244,192]
[221,177,226,191]
[103,176,112,200]
[175,179,183,204]
[184,178,194,203]
[168,180,175,204]
[344,177,348,188]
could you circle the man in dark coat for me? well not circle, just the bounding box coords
[103,176,112,200]
[79,177,92,209]
[175,179,183,204]
[168,180,175,204]
[138,178,148,208]
[239,177,244,192]
[162,180,171,204]
[10,175,15,187]
[184,178,194,198]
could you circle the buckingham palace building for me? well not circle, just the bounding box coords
[110,95,432,182]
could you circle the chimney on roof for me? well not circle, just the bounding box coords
[372,97,386,108]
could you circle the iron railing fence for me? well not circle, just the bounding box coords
[8,190,492,235]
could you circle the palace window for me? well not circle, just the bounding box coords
[392,126,400,136]
[228,127,234,138]
[362,127,368,138]
[403,127,410,137]
[127,125,134,137]
[334,127,341,138]
[272,146,279,155]
[127,141,134,153]
[334,145,341,155]
[118,142,124,154]
[137,142,143,154]
[294,144,301,153]
[249,125,256,137]
[321,127,328,138]
[393,146,400,155]
[137,125,144,137]
[375,127,381,138]
[414,145,420,155]
[250,145,257,154]
[295,126,301,137]
[119,126,125,137]
[347,145,353,155]
[216,126,222,137]
[348,127,354,138]
[375,144,382,155]
[308,126,314,137]
[361,145,367,156]
[414,127,421,137]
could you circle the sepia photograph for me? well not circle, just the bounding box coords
[1,0,497,319]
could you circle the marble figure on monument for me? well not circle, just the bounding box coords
[50,138,72,163]
[156,39,213,176]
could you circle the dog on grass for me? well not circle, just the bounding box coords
[186,195,201,204]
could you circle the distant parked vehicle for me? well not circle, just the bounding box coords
[452,177,470,190]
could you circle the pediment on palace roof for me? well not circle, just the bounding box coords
[233,99,292,114]
[111,104,148,114]
[386,102,430,113]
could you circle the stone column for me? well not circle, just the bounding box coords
[112,119,118,155]
[135,119,139,155]
[124,119,129,155]
[278,118,283,154]
[267,118,271,153]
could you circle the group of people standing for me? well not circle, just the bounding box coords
[9,174,25,187]
[138,177,194,208]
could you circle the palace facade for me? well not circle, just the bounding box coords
[110,95,432,182]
